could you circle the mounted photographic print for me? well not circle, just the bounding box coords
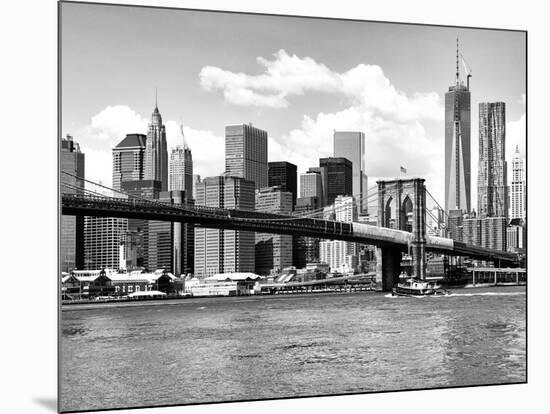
[59,1,527,412]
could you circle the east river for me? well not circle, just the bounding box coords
[60,286,526,412]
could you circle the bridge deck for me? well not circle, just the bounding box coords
[61,194,518,262]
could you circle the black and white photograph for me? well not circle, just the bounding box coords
[10,0,550,412]
[55,1,530,412]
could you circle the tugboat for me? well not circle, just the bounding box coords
[392,276,449,297]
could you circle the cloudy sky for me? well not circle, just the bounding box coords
[61,2,526,206]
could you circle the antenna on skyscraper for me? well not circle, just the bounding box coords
[155,87,158,109]
[179,119,189,149]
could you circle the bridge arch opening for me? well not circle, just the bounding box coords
[400,195,413,232]
[384,196,394,228]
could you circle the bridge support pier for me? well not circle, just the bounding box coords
[375,247,402,291]
[376,178,427,290]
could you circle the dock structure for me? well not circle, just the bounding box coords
[467,267,526,286]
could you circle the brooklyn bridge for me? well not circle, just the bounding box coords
[62,172,519,291]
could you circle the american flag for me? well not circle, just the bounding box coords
[400,166,407,174]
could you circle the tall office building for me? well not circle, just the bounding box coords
[169,124,193,196]
[144,100,168,191]
[445,39,471,214]
[300,170,323,200]
[268,161,297,209]
[319,196,358,272]
[225,123,268,190]
[121,180,162,270]
[60,134,85,272]
[478,102,507,218]
[461,216,507,251]
[510,145,526,221]
[293,196,322,268]
[112,134,147,270]
[319,157,353,206]
[462,217,483,246]
[481,217,507,251]
[147,191,191,276]
[192,175,201,200]
[167,125,195,276]
[255,186,293,275]
[507,220,525,253]
[84,216,128,270]
[446,209,464,242]
[112,133,147,191]
[333,131,368,212]
[194,176,255,277]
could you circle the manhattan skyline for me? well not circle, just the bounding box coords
[60,2,526,208]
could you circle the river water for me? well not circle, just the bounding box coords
[60,286,526,412]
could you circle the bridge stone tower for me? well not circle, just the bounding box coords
[376,178,426,291]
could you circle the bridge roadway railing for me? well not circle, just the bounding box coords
[61,194,357,241]
[61,194,519,262]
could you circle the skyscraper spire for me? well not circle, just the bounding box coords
[445,36,472,216]
[145,91,168,191]
[179,121,189,149]
[456,37,460,86]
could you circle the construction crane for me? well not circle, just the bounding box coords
[460,53,472,90]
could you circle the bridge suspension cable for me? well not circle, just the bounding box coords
[61,172,340,223]
[62,172,381,224]
[425,188,448,219]
[294,190,378,220]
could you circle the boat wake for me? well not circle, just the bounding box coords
[446,292,526,297]
[385,291,525,299]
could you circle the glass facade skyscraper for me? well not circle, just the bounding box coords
[319,157,353,206]
[444,43,471,214]
[333,131,368,212]
[268,161,297,209]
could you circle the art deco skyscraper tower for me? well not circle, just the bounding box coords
[144,95,168,191]
[169,124,193,197]
[444,39,471,214]
[510,145,526,221]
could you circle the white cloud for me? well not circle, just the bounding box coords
[165,120,225,178]
[76,50,451,204]
[199,49,443,123]
[82,148,113,190]
[84,105,148,148]
[199,49,446,202]
[74,105,225,188]
[276,106,443,202]
[199,50,340,109]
